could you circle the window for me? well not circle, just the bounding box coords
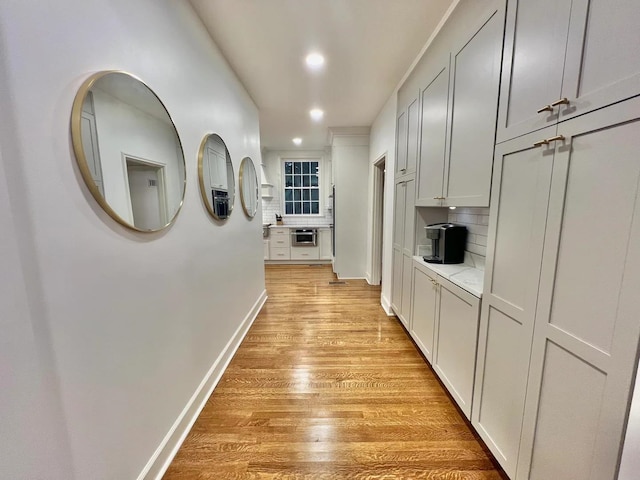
[283,159,320,215]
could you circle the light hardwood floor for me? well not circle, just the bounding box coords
[163,264,507,479]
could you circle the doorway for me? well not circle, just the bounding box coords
[370,155,386,285]
[125,156,168,230]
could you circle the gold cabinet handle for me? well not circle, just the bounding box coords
[433,196,445,200]
[533,135,566,147]
[537,104,554,114]
[551,98,570,107]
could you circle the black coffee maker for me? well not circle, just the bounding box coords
[423,223,467,264]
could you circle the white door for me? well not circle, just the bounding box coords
[517,98,640,480]
[560,0,640,123]
[416,61,449,205]
[395,111,408,174]
[391,247,403,314]
[496,0,572,143]
[410,265,438,362]
[444,8,503,207]
[472,126,556,477]
[127,164,166,230]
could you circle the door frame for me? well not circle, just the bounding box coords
[370,154,386,285]
[122,153,168,226]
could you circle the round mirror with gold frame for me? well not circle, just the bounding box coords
[197,133,235,221]
[239,157,259,218]
[71,71,186,232]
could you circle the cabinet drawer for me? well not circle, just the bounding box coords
[270,227,289,236]
[290,246,319,260]
[269,247,290,260]
[270,234,290,247]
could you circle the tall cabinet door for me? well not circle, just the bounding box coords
[395,111,408,174]
[560,0,640,123]
[392,181,406,250]
[471,126,556,477]
[496,0,572,143]
[444,8,503,207]
[402,178,415,255]
[405,97,420,176]
[416,62,450,205]
[517,98,640,480]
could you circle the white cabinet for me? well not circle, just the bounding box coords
[269,227,290,260]
[433,276,480,419]
[476,97,640,479]
[472,127,555,477]
[410,263,439,362]
[390,178,415,324]
[395,96,419,177]
[290,246,319,261]
[415,5,504,207]
[263,239,269,260]
[318,227,332,260]
[497,0,640,143]
[516,97,640,480]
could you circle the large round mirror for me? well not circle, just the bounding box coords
[71,71,186,232]
[239,157,259,218]
[198,134,235,221]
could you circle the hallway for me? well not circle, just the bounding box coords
[163,265,506,479]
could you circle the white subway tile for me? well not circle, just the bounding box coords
[478,215,490,226]
[475,234,488,247]
[467,224,489,236]
[466,243,487,257]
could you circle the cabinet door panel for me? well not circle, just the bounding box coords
[395,111,408,174]
[406,97,419,175]
[416,64,449,205]
[445,10,502,206]
[517,100,640,480]
[392,181,406,250]
[433,278,479,419]
[496,0,572,143]
[410,265,438,362]
[402,178,415,254]
[400,254,413,326]
[561,0,640,122]
[472,128,555,477]
[391,247,403,314]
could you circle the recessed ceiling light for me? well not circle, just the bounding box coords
[305,53,325,69]
[292,137,302,146]
[309,108,324,121]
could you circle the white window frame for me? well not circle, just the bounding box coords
[280,156,322,217]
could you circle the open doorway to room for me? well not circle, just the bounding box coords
[124,155,168,230]
[370,155,386,285]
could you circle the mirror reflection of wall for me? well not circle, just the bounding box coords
[71,71,186,232]
[198,134,235,221]
[239,157,258,218]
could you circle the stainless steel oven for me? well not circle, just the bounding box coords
[291,228,317,247]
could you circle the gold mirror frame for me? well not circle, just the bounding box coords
[197,133,235,221]
[239,157,259,218]
[70,70,186,232]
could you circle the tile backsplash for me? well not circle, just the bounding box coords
[448,207,489,257]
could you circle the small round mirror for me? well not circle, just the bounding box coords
[198,134,235,221]
[71,71,186,232]
[239,157,259,218]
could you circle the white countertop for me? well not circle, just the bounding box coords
[269,224,332,229]
[413,256,484,298]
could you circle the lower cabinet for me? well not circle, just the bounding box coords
[290,246,319,260]
[410,259,481,420]
[263,239,269,260]
[319,228,332,260]
[432,276,480,419]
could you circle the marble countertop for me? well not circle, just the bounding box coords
[413,256,484,298]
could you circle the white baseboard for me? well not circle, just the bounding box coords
[137,289,268,480]
[380,294,394,316]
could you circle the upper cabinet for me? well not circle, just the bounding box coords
[395,96,419,177]
[497,0,640,143]
[413,2,505,207]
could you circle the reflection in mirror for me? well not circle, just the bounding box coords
[239,157,259,218]
[71,71,186,232]
[198,134,235,221]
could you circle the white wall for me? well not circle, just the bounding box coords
[367,93,397,313]
[261,149,333,226]
[0,1,264,479]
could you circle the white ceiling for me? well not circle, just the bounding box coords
[189,0,455,151]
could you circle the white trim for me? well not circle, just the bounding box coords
[280,157,323,216]
[369,154,386,286]
[336,275,367,280]
[381,294,394,316]
[137,289,268,480]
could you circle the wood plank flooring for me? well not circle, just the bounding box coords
[163,264,507,480]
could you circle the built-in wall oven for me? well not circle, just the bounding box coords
[291,228,317,247]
